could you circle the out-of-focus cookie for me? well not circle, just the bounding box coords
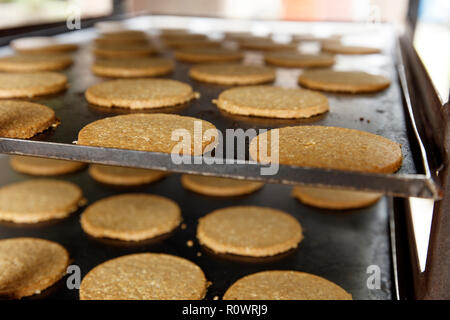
[89,164,167,186]
[321,43,381,54]
[292,186,382,210]
[213,86,329,118]
[163,38,221,49]
[85,79,198,109]
[10,156,86,176]
[91,57,173,78]
[0,100,58,138]
[249,126,403,173]
[298,70,390,93]
[94,30,149,45]
[0,237,70,299]
[181,175,264,197]
[80,253,207,300]
[174,47,243,63]
[81,193,181,241]
[264,52,335,68]
[239,38,297,51]
[189,63,275,85]
[11,37,78,54]
[223,270,352,300]
[0,179,84,223]
[93,43,157,59]
[77,113,217,155]
[0,72,67,98]
[197,206,303,257]
[0,55,72,72]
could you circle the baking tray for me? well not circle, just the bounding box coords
[0,16,441,199]
[0,154,394,300]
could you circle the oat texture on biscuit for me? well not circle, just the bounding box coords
[0,179,84,223]
[92,57,174,78]
[0,72,67,98]
[264,52,335,68]
[298,70,391,93]
[189,63,275,85]
[214,86,329,119]
[0,55,73,72]
[292,186,382,210]
[0,238,69,299]
[322,43,380,54]
[0,100,58,138]
[78,113,217,155]
[93,43,157,59]
[181,175,264,197]
[85,79,198,109]
[223,270,352,300]
[249,126,402,173]
[197,206,303,257]
[174,47,243,63]
[80,253,207,300]
[89,164,167,186]
[10,156,86,176]
[81,194,181,241]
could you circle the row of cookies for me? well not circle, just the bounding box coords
[1,238,351,300]
[1,156,352,300]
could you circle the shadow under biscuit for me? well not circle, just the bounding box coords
[83,227,179,248]
[218,109,327,128]
[87,102,190,116]
[199,245,297,264]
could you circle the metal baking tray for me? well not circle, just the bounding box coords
[0,154,395,300]
[0,16,441,199]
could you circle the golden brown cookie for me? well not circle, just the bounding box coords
[181,175,264,197]
[249,126,402,173]
[81,194,181,241]
[0,100,58,138]
[292,186,382,210]
[322,43,380,54]
[94,30,149,45]
[77,113,217,155]
[85,79,198,109]
[10,156,86,176]
[223,270,352,300]
[163,38,220,49]
[0,72,67,98]
[89,164,167,186]
[80,253,207,300]
[239,38,298,51]
[0,238,70,299]
[264,51,335,68]
[0,55,73,72]
[93,43,157,59]
[91,57,174,78]
[0,179,84,223]
[197,206,303,257]
[189,63,275,85]
[13,44,78,55]
[213,86,329,119]
[174,47,243,63]
[298,70,391,93]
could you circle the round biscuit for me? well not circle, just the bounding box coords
[223,270,352,300]
[91,57,174,78]
[10,156,86,176]
[213,85,329,119]
[175,47,243,63]
[197,206,303,257]
[80,253,207,300]
[89,164,167,186]
[0,55,73,72]
[264,52,335,68]
[0,72,67,98]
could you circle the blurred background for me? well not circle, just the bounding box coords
[0,0,447,100]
